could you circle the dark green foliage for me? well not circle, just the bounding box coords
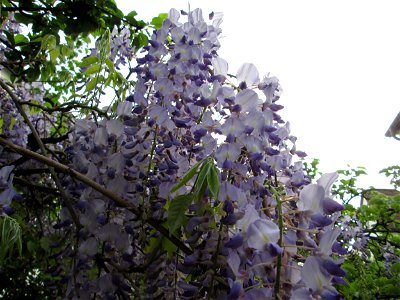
[0,1,153,297]
[304,160,400,299]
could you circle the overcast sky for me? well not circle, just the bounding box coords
[118,0,400,191]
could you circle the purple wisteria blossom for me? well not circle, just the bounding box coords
[0,7,348,299]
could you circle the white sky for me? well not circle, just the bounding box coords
[118,0,400,190]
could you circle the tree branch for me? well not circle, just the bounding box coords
[0,136,193,255]
[0,79,80,227]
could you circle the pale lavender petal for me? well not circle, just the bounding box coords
[227,250,241,278]
[298,184,324,214]
[212,57,228,77]
[317,172,338,196]
[94,127,108,147]
[236,63,259,86]
[236,204,259,232]
[235,89,259,113]
[116,101,132,116]
[247,219,280,251]
[106,119,124,137]
[168,8,181,25]
[79,237,98,257]
[301,256,331,293]
[319,228,341,256]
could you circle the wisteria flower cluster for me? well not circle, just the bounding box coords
[0,8,348,299]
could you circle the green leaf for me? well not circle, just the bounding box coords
[49,47,60,64]
[0,215,22,262]
[3,30,15,45]
[85,76,104,92]
[84,64,101,75]
[162,237,178,257]
[14,34,29,45]
[105,58,115,72]
[151,13,168,29]
[194,160,211,202]
[207,163,219,199]
[99,29,111,60]
[132,32,149,50]
[104,73,113,87]
[170,160,203,193]
[167,194,193,235]
[79,56,100,68]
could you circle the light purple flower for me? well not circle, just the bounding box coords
[236,63,259,87]
[212,57,228,77]
[301,256,332,293]
[247,219,280,251]
[235,89,260,113]
[215,143,241,168]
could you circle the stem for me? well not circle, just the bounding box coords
[208,222,224,299]
[146,126,158,177]
[273,175,283,300]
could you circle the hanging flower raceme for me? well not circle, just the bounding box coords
[0,7,349,299]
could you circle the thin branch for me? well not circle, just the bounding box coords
[0,79,80,227]
[0,136,193,255]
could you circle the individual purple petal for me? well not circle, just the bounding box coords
[221,116,246,137]
[215,143,241,166]
[268,242,283,256]
[178,281,198,293]
[106,119,124,137]
[0,166,14,188]
[0,188,19,206]
[310,213,332,227]
[235,89,259,113]
[319,228,341,256]
[212,57,228,77]
[247,219,280,251]
[332,242,347,255]
[295,150,308,158]
[168,8,181,25]
[301,256,332,293]
[225,235,243,249]
[116,101,132,116]
[78,237,98,257]
[298,184,324,214]
[222,159,234,169]
[236,204,259,232]
[332,276,347,285]
[317,172,338,196]
[227,251,242,279]
[258,75,279,104]
[322,198,345,214]
[236,63,259,87]
[266,155,284,171]
[321,259,346,277]
[321,289,341,300]
[225,281,242,300]
[221,213,237,225]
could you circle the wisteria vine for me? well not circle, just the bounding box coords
[0,8,350,299]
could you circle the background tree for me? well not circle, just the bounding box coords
[304,158,400,299]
